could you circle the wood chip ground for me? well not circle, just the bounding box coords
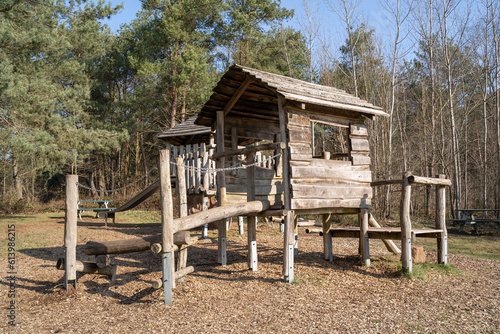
[1,215,499,333]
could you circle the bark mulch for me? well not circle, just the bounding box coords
[1,217,498,333]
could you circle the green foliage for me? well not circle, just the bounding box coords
[0,0,128,193]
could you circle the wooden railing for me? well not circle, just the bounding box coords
[371,172,451,272]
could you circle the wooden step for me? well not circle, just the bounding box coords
[329,227,444,240]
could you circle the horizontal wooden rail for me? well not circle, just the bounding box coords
[408,175,452,186]
[211,142,285,160]
[371,175,451,187]
[370,179,402,187]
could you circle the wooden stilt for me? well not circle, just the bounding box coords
[436,174,447,264]
[216,110,227,266]
[65,174,78,291]
[293,215,298,256]
[321,214,332,260]
[177,159,188,282]
[202,150,209,239]
[400,172,412,273]
[359,209,370,266]
[247,151,258,271]
[238,216,244,235]
[160,149,174,305]
[278,95,293,282]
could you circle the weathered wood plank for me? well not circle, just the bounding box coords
[351,154,371,165]
[290,153,314,161]
[212,142,285,160]
[234,167,278,180]
[291,184,372,199]
[409,175,452,186]
[227,181,284,195]
[290,166,372,182]
[287,111,310,127]
[350,123,368,136]
[290,159,353,168]
[350,137,370,151]
[289,146,312,156]
[291,198,371,210]
[224,116,280,134]
[289,129,311,143]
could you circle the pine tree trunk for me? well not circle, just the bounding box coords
[12,157,22,199]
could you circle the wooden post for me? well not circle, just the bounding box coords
[231,127,238,176]
[247,151,257,271]
[436,174,448,264]
[238,216,244,235]
[194,144,201,192]
[216,110,227,266]
[275,133,282,177]
[176,156,187,218]
[359,209,370,266]
[177,158,188,282]
[294,215,298,256]
[202,149,209,239]
[321,214,332,260]
[65,174,78,291]
[278,95,293,282]
[160,149,174,305]
[400,172,412,273]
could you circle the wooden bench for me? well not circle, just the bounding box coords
[77,200,115,226]
[451,209,500,233]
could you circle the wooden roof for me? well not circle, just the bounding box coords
[195,65,387,127]
[158,117,213,145]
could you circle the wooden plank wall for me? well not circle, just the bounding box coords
[226,164,284,206]
[287,110,372,211]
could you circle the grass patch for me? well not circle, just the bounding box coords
[372,256,462,281]
[291,277,304,285]
[401,263,462,281]
[414,235,500,261]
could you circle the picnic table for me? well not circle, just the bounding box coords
[77,200,115,225]
[449,209,500,233]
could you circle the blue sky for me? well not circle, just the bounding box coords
[101,0,404,62]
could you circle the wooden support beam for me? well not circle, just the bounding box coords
[224,77,253,116]
[408,175,452,186]
[64,174,78,291]
[201,149,209,239]
[400,172,412,273]
[84,231,191,255]
[247,151,258,271]
[278,95,294,282]
[160,149,174,304]
[176,156,188,218]
[321,214,332,261]
[57,259,116,281]
[256,209,287,217]
[216,110,227,266]
[359,209,370,266]
[153,266,195,289]
[370,179,402,187]
[368,214,401,254]
[436,174,448,264]
[211,142,285,160]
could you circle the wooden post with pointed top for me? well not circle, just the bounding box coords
[160,149,174,305]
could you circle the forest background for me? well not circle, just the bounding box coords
[1,0,499,219]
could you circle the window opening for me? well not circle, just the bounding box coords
[311,121,349,160]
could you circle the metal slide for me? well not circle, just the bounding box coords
[108,179,160,213]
